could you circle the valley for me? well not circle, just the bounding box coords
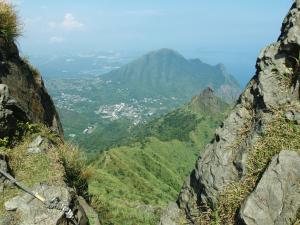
[87,88,230,224]
[42,49,238,224]
[45,49,240,153]
[1,2,298,225]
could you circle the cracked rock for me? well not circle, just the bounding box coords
[239,150,300,225]
[5,183,72,225]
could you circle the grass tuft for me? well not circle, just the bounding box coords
[58,143,90,199]
[0,0,21,40]
[21,56,41,80]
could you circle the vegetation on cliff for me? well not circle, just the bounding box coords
[0,1,20,40]
[0,124,89,220]
[196,109,300,224]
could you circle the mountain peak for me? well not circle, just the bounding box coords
[150,48,180,55]
[145,48,185,60]
[200,86,214,96]
[215,63,226,72]
[188,87,229,115]
[102,49,241,102]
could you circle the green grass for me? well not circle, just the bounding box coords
[89,138,199,225]
[133,109,199,143]
[196,110,300,225]
[132,93,230,144]
[0,126,63,218]
[0,0,21,40]
[88,93,229,225]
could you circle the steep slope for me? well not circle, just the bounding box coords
[132,87,229,144]
[0,2,99,225]
[160,1,300,225]
[88,89,230,225]
[0,37,63,138]
[101,48,240,102]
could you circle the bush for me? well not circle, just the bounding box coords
[0,0,21,40]
[58,143,91,200]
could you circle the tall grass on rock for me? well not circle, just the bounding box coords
[195,109,300,225]
[0,0,21,40]
[58,143,92,200]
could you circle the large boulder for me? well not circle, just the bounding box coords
[5,184,73,225]
[158,203,180,225]
[239,151,300,225]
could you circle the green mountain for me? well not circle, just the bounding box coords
[51,49,239,153]
[88,88,230,225]
[102,48,240,102]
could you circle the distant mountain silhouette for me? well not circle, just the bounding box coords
[101,48,241,102]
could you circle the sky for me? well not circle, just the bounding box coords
[10,0,293,86]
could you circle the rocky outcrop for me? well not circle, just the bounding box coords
[27,135,52,154]
[159,203,180,225]
[5,184,73,225]
[239,151,300,225]
[77,197,101,225]
[160,1,300,224]
[0,84,28,138]
[0,155,9,193]
[0,38,63,137]
[0,15,99,224]
[188,87,229,115]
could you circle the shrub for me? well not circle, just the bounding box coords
[0,136,9,147]
[21,56,41,79]
[0,0,21,40]
[58,143,90,200]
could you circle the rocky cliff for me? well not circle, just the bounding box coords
[160,1,300,225]
[0,37,63,138]
[0,2,100,225]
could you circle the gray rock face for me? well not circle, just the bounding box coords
[5,184,72,225]
[160,1,300,224]
[239,151,300,225]
[0,38,63,137]
[158,203,180,225]
[285,110,300,123]
[0,154,9,192]
[77,196,101,225]
[0,84,28,138]
[27,135,52,153]
[0,84,9,102]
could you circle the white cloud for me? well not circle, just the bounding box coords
[49,13,84,30]
[49,36,65,44]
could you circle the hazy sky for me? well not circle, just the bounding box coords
[12,0,293,85]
